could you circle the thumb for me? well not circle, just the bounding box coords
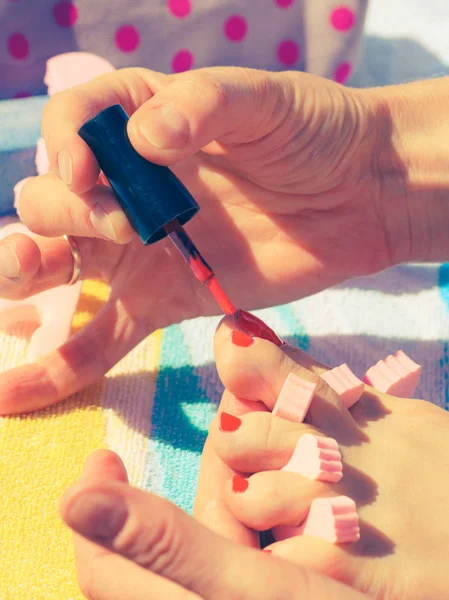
[60,479,367,600]
[127,66,294,165]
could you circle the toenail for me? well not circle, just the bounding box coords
[231,330,254,347]
[262,549,272,554]
[232,475,249,493]
[235,309,283,347]
[220,412,242,432]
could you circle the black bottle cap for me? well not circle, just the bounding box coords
[78,104,199,244]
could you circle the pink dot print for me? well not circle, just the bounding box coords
[13,90,31,99]
[168,0,191,18]
[275,0,294,7]
[330,6,356,31]
[172,50,194,73]
[224,15,247,42]
[277,39,300,66]
[334,62,352,84]
[7,33,29,60]
[115,25,140,53]
[53,1,78,27]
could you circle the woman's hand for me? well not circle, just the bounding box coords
[0,66,437,413]
[60,449,367,600]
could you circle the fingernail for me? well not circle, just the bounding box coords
[236,310,283,347]
[0,244,20,279]
[139,104,190,149]
[231,330,254,347]
[58,149,73,186]
[89,203,116,241]
[66,491,128,541]
[232,475,249,493]
[220,412,242,432]
[262,549,272,554]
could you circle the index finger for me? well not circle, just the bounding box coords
[42,68,170,194]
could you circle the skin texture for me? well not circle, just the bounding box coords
[193,318,449,599]
[59,449,367,600]
[3,67,449,597]
[0,66,428,414]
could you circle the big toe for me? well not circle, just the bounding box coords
[214,313,360,441]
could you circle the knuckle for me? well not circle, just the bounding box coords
[185,72,231,113]
[117,504,184,574]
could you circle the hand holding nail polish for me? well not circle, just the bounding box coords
[2,64,439,418]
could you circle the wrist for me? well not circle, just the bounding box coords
[359,77,449,265]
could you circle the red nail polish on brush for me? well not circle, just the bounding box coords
[220,412,242,432]
[235,310,283,347]
[232,475,249,493]
[231,330,254,347]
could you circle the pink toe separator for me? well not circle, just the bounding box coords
[363,350,421,397]
[7,54,112,354]
[282,433,343,483]
[14,52,117,200]
[273,496,360,545]
[44,52,115,96]
[0,222,81,361]
[272,372,316,423]
[321,363,365,409]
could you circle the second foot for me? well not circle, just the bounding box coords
[201,317,449,599]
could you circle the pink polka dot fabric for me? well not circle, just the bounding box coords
[277,39,300,66]
[53,1,79,28]
[115,25,140,53]
[224,15,247,42]
[0,0,367,99]
[172,49,194,72]
[330,6,356,31]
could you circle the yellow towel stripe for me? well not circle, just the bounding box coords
[0,280,108,600]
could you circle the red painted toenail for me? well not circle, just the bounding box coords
[231,330,254,347]
[235,309,283,347]
[262,549,272,554]
[220,412,241,432]
[232,475,249,493]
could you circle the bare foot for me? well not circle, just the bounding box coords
[195,316,449,599]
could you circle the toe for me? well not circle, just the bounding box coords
[194,390,267,547]
[224,470,337,531]
[214,315,316,407]
[215,316,361,441]
[210,409,319,473]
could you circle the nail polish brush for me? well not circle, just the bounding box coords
[78,105,236,316]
